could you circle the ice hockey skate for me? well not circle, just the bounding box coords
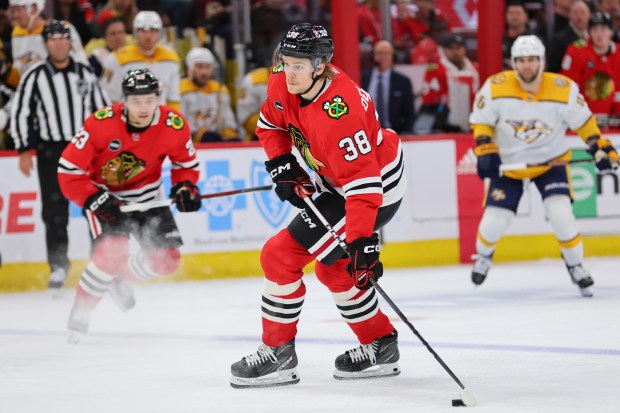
[567,264,594,297]
[67,302,94,344]
[471,254,492,285]
[48,268,68,297]
[230,339,300,388]
[108,276,136,312]
[333,330,401,380]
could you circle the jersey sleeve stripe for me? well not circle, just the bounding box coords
[342,176,382,192]
[58,158,88,175]
[257,112,286,130]
[171,160,199,169]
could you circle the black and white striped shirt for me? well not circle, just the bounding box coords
[10,58,109,151]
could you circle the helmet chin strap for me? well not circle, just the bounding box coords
[299,72,322,96]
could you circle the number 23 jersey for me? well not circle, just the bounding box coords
[257,65,406,242]
[58,103,199,208]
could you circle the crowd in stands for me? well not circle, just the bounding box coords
[2,0,620,150]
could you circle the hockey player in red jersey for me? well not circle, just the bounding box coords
[561,12,620,118]
[58,69,201,342]
[230,24,407,388]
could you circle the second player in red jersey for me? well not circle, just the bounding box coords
[230,24,407,388]
[58,69,201,343]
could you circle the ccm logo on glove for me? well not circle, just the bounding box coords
[269,163,291,177]
[89,191,110,211]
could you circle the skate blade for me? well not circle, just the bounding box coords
[333,362,401,380]
[108,292,136,312]
[67,331,82,344]
[230,368,300,389]
[579,286,593,298]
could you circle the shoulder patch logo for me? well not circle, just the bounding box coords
[274,101,284,111]
[322,95,349,120]
[108,139,121,151]
[555,77,569,88]
[94,106,114,121]
[574,39,587,48]
[166,112,184,130]
[100,151,146,187]
[272,63,283,74]
[491,73,506,84]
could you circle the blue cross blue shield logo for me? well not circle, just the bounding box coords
[203,160,246,231]
[251,160,290,228]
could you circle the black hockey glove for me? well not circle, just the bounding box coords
[473,136,501,179]
[84,189,123,226]
[265,153,315,208]
[170,181,202,212]
[587,136,619,173]
[347,233,383,290]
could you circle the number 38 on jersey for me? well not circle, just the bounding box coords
[339,130,372,161]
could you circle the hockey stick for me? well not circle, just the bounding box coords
[499,158,595,173]
[300,193,477,407]
[120,184,273,213]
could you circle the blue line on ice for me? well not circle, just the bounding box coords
[2,329,619,356]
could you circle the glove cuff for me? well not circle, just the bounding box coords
[265,153,296,168]
[348,233,380,249]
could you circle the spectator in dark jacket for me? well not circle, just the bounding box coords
[548,0,590,73]
[362,40,414,134]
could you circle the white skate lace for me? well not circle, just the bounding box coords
[244,345,278,366]
[347,342,378,365]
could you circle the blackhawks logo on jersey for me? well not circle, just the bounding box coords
[585,72,614,101]
[166,112,184,130]
[94,107,114,120]
[322,95,349,120]
[100,151,146,187]
[288,124,325,171]
[506,119,553,144]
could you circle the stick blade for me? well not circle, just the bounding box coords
[459,389,478,407]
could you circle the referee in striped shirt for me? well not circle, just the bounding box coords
[10,20,109,292]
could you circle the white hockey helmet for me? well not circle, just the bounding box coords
[9,0,45,15]
[133,11,163,32]
[511,35,545,78]
[186,47,216,68]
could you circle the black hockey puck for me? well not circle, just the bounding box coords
[452,399,466,407]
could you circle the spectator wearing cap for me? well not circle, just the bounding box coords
[419,34,479,132]
[101,11,181,109]
[561,11,620,118]
[361,40,415,134]
[180,47,240,142]
[548,1,590,73]
[501,0,540,69]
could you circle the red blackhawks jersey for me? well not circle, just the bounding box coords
[561,39,620,116]
[257,65,406,242]
[58,103,199,208]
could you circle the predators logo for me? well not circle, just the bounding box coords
[288,124,325,171]
[584,72,614,101]
[506,119,553,144]
[491,189,506,202]
[100,151,146,186]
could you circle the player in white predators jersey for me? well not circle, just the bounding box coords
[9,0,87,75]
[102,11,181,110]
[469,35,619,297]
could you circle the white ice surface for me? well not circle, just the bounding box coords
[1,257,619,413]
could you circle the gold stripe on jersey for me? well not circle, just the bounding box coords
[489,71,572,103]
[114,44,180,65]
[472,124,495,139]
[179,78,230,95]
[249,67,270,85]
[11,25,44,37]
[575,116,601,143]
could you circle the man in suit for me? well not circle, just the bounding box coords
[362,40,415,134]
[548,0,590,73]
